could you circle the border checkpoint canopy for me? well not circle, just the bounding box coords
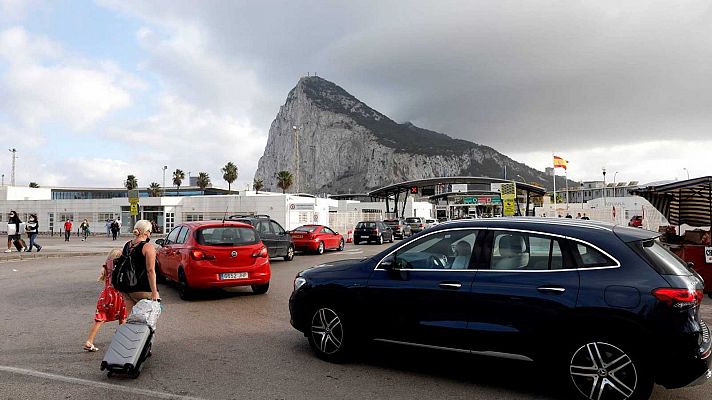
[631,177,712,227]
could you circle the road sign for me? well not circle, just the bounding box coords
[501,183,517,216]
[128,189,139,202]
[130,203,139,216]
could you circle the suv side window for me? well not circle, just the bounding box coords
[257,221,273,235]
[165,226,181,245]
[490,231,569,270]
[572,242,616,268]
[385,230,478,270]
[176,226,189,244]
[270,221,285,234]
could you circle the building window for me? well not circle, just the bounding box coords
[165,212,175,232]
[184,213,203,222]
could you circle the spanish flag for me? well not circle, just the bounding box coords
[553,156,568,170]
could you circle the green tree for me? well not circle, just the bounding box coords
[221,162,238,193]
[276,171,293,194]
[173,169,185,195]
[28,182,39,188]
[148,182,161,197]
[196,172,211,190]
[253,178,264,193]
[125,175,138,190]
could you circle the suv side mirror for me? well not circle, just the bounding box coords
[155,239,165,246]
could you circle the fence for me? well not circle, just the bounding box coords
[329,211,383,235]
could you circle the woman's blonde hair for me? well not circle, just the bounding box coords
[132,219,153,236]
[107,248,123,259]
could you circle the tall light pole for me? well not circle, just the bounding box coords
[613,171,619,198]
[602,167,607,206]
[162,165,167,196]
[8,148,16,186]
[1,174,4,186]
[683,168,690,180]
[293,125,300,193]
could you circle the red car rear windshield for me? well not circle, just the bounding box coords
[196,227,259,246]
[294,226,319,232]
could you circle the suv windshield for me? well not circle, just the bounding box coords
[196,227,258,246]
[634,239,691,276]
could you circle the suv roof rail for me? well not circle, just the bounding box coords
[227,214,271,220]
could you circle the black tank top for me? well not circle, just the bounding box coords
[125,240,151,293]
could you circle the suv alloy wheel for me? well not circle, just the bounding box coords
[308,306,349,362]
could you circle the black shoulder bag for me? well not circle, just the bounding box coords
[111,241,146,292]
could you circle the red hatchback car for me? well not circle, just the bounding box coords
[155,221,270,299]
[288,225,345,254]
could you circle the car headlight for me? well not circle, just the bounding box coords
[294,276,307,291]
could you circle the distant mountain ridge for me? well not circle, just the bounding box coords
[255,76,563,194]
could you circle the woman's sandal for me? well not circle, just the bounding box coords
[83,344,99,352]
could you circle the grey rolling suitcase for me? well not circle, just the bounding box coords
[100,323,153,378]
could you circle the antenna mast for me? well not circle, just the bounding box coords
[9,148,16,186]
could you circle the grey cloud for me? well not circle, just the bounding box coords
[103,0,712,152]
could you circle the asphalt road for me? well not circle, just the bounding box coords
[0,242,709,400]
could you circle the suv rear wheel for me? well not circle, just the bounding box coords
[566,338,652,400]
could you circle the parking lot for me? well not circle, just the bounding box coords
[0,239,710,400]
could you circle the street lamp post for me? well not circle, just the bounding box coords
[162,166,167,196]
[602,167,607,206]
[683,168,690,180]
[613,171,619,199]
[293,125,300,193]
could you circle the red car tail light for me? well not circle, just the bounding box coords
[419,224,424,228]
[652,288,703,306]
[191,249,216,260]
[252,246,268,258]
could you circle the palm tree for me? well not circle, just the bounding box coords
[253,178,264,193]
[276,171,293,194]
[173,169,185,195]
[125,175,138,190]
[28,182,39,188]
[196,172,211,190]
[148,182,161,197]
[221,162,238,193]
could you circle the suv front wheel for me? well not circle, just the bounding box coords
[284,245,295,261]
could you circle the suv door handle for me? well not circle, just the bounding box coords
[439,281,462,290]
[537,286,566,294]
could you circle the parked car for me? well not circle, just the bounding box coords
[437,217,449,223]
[290,218,711,400]
[353,221,394,245]
[383,218,412,239]
[156,221,270,299]
[629,215,643,228]
[289,225,345,254]
[405,216,426,234]
[424,218,438,229]
[228,215,294,261]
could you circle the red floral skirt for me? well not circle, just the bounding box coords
[94,286,127,322]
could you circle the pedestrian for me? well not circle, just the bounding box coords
[565,213,573,218]
[576,213,582,219]
[105,218,112,237]
[64,218,72,241]
[24,214,42,252]
[80,219,90,241]
[150,219,158,235]
[119,220,160,311]
[110,219,120,240]
[581,213,590,220]
[5,210,25,253]
[83,248,127,352]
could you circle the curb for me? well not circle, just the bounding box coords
[0,251,107,263]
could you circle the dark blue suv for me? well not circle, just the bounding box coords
[289,218,711,400]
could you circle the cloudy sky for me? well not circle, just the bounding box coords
[0,0,710,189]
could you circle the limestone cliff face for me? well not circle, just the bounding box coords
[255,76,555,194]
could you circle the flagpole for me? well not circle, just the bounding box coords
[552,158,556,209]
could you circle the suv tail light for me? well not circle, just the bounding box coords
[191,249,216,260]
[252,246,268,258]
[652,288,703,307]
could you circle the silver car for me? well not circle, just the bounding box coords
[405,217,426,233]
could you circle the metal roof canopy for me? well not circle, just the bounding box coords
[368,176,546,218]
[631,176,712,228]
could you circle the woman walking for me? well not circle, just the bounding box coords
[119,220,160,310]
[80,219,90,241]
[83,249,127,352]
[5,211,25,253]
[24,214,42,252]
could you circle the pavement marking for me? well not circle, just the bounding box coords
[0,365,206,400]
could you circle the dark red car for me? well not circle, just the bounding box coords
[155,221,271,300]
[288,225,345,254]
[629,215,643,228]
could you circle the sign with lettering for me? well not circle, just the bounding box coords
[705,247,712,264]
[500,183,517,216]
[130,203,139,216]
